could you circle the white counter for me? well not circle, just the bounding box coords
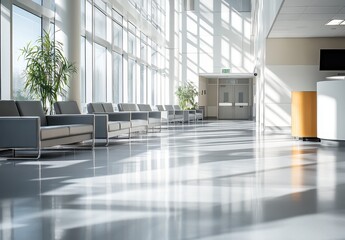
[317,80,345,140]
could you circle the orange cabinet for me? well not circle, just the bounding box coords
[291,91,317,138]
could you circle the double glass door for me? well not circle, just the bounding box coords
[218,79,250,120]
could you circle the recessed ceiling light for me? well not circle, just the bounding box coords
[326,19,344,25]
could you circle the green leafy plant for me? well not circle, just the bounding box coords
[175,81,199,110]
[20,31,76,114]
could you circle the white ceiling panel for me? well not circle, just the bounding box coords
[269,0,345,38]
[280,7,306,14]
[284,0,345,7]
[304,7,341,14]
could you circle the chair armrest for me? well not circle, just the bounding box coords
[94,114,108,139]
[131,112,149,120]
[46,114,94,126]
[160,111,169,119]
[106,112,131,122]
[0,117,40,148]
[174,110,184,116]
[167,110,174,116]
[148,111,161,119]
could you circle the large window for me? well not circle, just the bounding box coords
[12,6,42,100]
[78,0,166,106]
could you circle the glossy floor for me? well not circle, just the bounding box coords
[1,121,345,240]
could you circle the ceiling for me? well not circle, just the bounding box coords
[269,0,345,38]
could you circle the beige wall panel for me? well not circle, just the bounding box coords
[199,77,207,106]
[207,84,218,106]
[267,38,345,65]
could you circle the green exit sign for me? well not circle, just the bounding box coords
[222,68,230,74]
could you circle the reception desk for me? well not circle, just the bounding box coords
[291,91,317,138]
[317,80,345,141]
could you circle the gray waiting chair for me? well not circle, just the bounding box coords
[156,105,174,123]
[162,105,185,123]
[87,102,131,141]
[0,100,94,159]
[117,103,149,133]
[137,104,162,132]
[171,105,196,122]
[174,105,203,121]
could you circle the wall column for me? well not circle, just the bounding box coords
[55,0,81,105]
[167,0,181,104]
[0,0,12,99]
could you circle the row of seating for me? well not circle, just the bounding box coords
[156,105,203,123]
[56,102,161,146]
[0,100,203,159]
[118,103,203,123]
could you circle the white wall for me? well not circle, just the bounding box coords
[264,38,345,128]
[253,0,284,130]
[265,65,333,127]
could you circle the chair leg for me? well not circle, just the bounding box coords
[4,148,41,160]
[105,138,110,147]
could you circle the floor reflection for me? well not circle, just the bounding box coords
[1,121,345,240]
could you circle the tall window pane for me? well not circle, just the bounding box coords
[152,1,158,28]
[94,44,107,102]
[32,0,42,5]
[148,69,155,105]
[128,32,136,55]
[128,58,136,103]
[155,72,161,103]
[113,21,122,48]
[80,37,86,103]
[152,70,157,105]
[141,33,147,61]
[113,9,122,23]
[12,6,41,100]
[94,6,106,39]
[128,22,136,56]
[85,39,93,103]
[113,52,123,103]
[86,0,92,32]
[94,0,106,10]
[152,43,158,67]
[81,0,86,32]
[140,64,147,103]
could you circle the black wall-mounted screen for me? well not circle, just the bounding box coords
[320,49,345,71]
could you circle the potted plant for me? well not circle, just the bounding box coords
[20,31,76,114]
[175,81,199,110]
